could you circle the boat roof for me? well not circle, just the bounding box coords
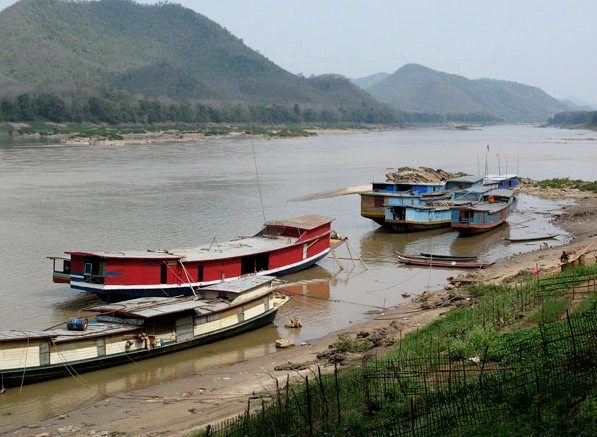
[487,188,515,197]
[85,276,277,318]
[0,277,278,343]
[0,323,139,343]
[461,186,492,194]
[264,215,335,230]
[446,175,483,183]
[484,173,517,180]
[65,215,334,262]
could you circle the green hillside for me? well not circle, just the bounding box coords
[364,64,575,123]
[0,1,582,126]
[0,0,394,124]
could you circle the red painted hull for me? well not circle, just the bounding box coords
[53,215,335,301]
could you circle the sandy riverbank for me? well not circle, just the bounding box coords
[6,190,597,437]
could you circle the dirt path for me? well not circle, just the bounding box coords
[6,192,597,437]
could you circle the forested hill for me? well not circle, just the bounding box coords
[0,0,395,124]
[361,64,576,123]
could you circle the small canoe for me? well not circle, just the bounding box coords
[396,253,493,269]
[505,234,558,243]
[419,252,478,261]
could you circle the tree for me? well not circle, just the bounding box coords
[34,93,70,122]
[17,94,35,121]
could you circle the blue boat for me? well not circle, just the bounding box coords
[359,181,445,226]
[483,174,518,190]
[384,184,489,232]
[360,175,483,228]
[450,188,516,236]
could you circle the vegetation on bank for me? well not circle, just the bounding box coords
[199,263,597,436]
[0,91,514,128]
[0,121,334,141]
[548,110,597,129]
[521,177,597,194]
[0,92,401,126]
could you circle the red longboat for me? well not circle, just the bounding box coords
[51,215,335,301]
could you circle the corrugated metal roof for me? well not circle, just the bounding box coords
[0,323,137,343]
[447,175,484,183]
[64,215,334,262]
[265,215,335,230]
[487,188,514,197]
[86,276,277,319]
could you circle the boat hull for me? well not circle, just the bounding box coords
[396,253,493,269]
[386,220,450,233]
[452,221,507,236]
[73,249,329,301]
[450,189,515,237]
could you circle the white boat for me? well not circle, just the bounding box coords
[0,276,289,389]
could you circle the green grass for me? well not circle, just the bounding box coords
[195,263,597,436]
[530,177,597,194]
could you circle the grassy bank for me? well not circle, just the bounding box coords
[199,263,597,436]
[0,122,361,140]
[520,177,597,194]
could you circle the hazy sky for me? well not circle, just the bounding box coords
[1,0,596,103]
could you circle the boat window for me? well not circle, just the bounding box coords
[197,265,204,282]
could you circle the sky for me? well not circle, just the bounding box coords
[1,0,596,104]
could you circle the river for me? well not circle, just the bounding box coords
[0,124,595,429]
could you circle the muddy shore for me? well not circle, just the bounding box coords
[5,189,597,437]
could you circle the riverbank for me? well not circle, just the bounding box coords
[5,187,596,436]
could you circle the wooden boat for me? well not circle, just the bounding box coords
[396,253,493,269]
[450,189,515,236]
[51,215,335,301]
[419,253,478,261]
[0,276,289,389]
[383,184,489,233]
[505,234,557,243]
[359,181,445,226]
[360,175,485,229]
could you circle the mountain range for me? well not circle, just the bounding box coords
[353,64,580,123]
[0,0,585,124]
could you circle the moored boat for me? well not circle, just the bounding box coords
[396,253,493,269]
[0,276,289,389]
[383,183,488,233]
[483,174,518,190]
[419,253,478,261]
[450,189,515,236]
[51,215,335,301]
[359,181,445,226]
